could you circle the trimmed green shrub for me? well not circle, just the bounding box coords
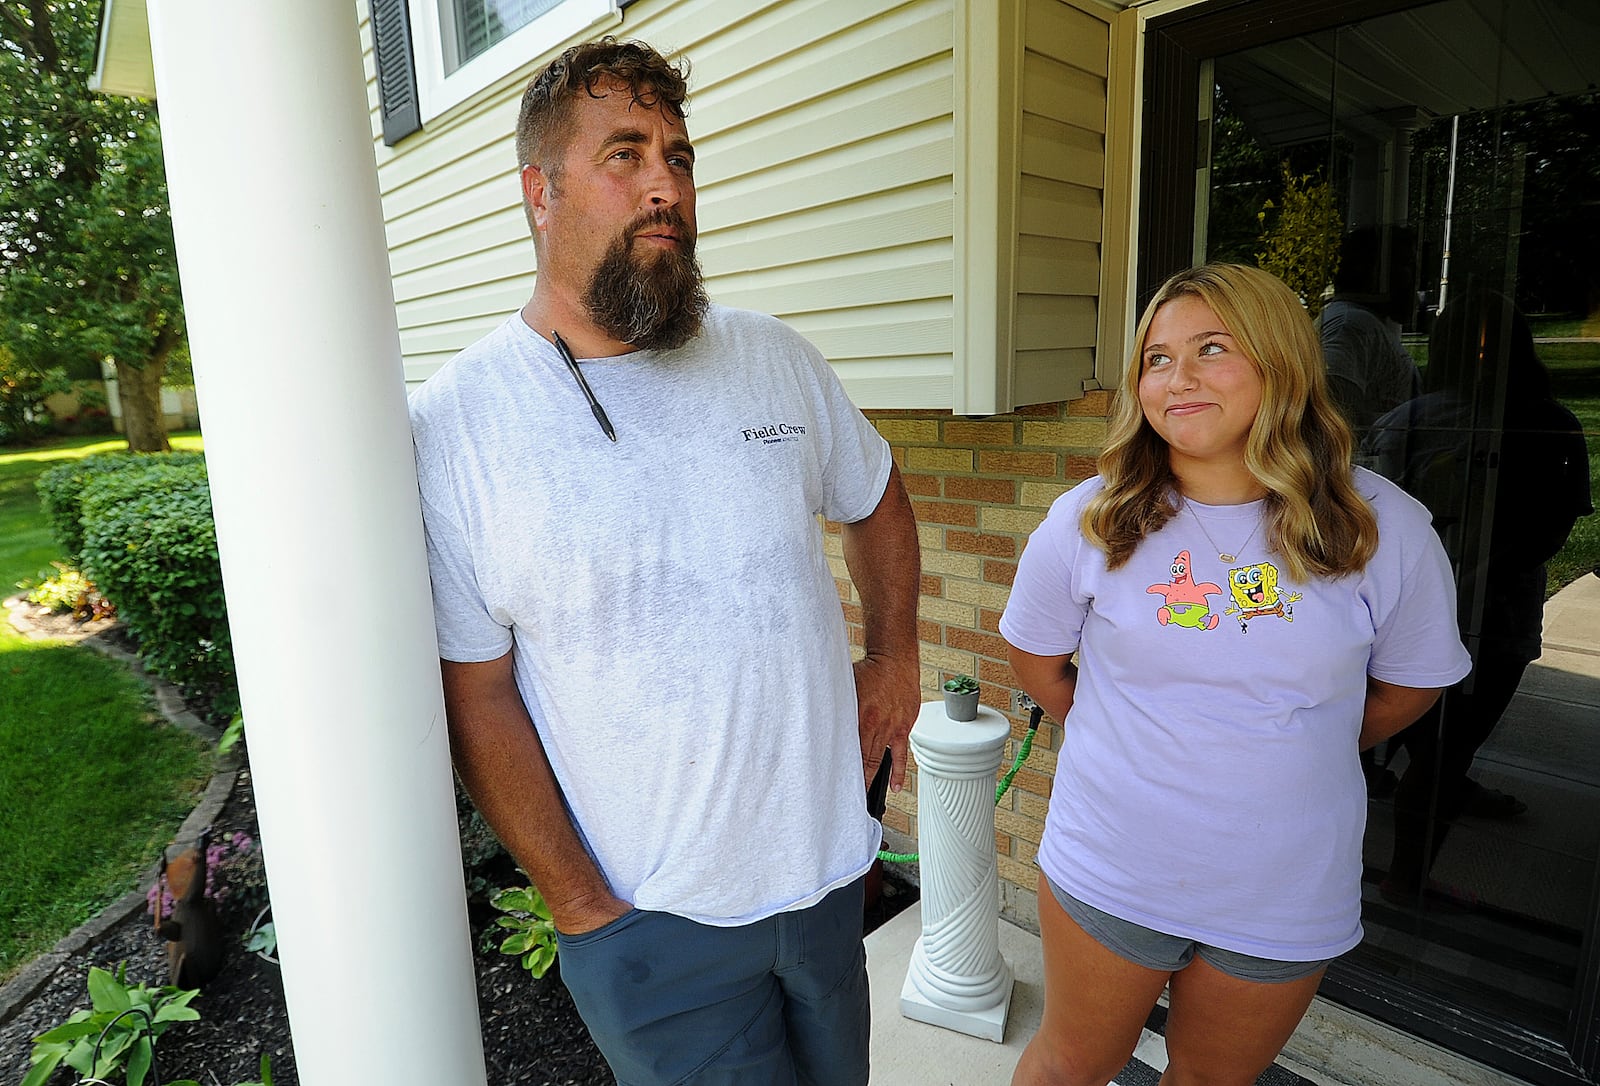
[72,456,236,714]
[37,451,206,563]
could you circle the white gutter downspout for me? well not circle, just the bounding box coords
[142,3,488,1083]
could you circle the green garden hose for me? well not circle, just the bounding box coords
[877,704,1044,864]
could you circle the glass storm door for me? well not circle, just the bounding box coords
[1145,1,1600,1080]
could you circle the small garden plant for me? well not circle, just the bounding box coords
[23,562,113,620]
[941,673,981,721]
[218,711,246,754]
[242,917,278,961]
[489,880,559,978]
[21,962,200,1086]
[942,674,978,695]
[21,961,275,1086]
[144,831,258,921]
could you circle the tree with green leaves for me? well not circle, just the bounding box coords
[1256,164,1343,320]
[1408,91,1600,319]
[1,0,182,451]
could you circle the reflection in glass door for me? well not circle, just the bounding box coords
[1184,1,1600,1079]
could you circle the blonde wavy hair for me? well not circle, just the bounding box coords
[1082,263,1378,581]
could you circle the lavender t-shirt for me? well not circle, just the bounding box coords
[1000,470,1470,960]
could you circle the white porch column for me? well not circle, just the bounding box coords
[901,702,1015,1042]
[142,4,487,1084]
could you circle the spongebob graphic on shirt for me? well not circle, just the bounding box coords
[1223,561,1304,632]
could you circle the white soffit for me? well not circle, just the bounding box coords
[90,0,156,98]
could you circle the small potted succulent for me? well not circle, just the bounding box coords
[942,674,980,721]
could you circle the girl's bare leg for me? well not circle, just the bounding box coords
[1012,873,1171,1086]
[1160,956,1325,1086]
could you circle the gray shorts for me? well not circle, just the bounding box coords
[1047,876,1331,984]
[555,876,870,1086]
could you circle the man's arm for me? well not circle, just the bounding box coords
[1359,676,1444,750]
[441,653,629,935]
[840,461,922,792]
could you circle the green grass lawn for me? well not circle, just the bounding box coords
[1540,342,1600,595]
[1531,317,1600,340]
[0,431,211,982]
[1397,329,1597,596]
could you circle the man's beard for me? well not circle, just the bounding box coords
[584,209,708,351]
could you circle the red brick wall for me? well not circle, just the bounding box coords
[825,393,1111,891]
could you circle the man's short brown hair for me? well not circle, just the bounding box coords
[515,37,690,181]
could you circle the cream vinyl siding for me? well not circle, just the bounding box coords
[362,0,957,405]
[1013,0,1109,406]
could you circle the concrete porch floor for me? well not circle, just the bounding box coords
[863,903,1529,1085]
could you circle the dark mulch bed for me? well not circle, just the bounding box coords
[1,604,919,1085]
[0,761,919,1086]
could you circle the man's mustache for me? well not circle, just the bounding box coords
[625,208,693,245]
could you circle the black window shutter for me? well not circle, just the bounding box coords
[370,0,422,146]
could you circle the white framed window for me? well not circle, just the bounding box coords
[407,0,619,123]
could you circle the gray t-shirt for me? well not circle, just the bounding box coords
[410,305,891,925]
[1319,299,1422,435]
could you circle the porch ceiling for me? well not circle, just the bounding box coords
[1217,0,1600,147]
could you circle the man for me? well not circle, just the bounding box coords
[408,37,921,1086]
[1317,225,1423,439]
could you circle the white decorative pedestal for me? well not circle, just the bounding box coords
[900,701,1014,1042]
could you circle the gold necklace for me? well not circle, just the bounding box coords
[1185,498,1262,564]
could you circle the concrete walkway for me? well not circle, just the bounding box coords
[863,573,1600,1086]
[1529,567,1600,689]
[864,901,1523,1085]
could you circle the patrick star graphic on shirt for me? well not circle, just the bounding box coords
[1147,549,1223,631]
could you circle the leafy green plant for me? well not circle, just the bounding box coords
[218,711,245,754]
[21,963,200,1086]
[942,674,979,695]
[243,922,277,956]
[243,907,278,961]
[490,881,559,978]
[1255,163,1343,319]
[24,562,96,613]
